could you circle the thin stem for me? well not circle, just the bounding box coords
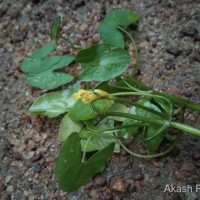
[81,132,98,162]
[59,33,81,49]
[116,98,167,119]
[117,26,139,73]
[144,122,169,142]
[106,112,165,126]
[116,132,181,158]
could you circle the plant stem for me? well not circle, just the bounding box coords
[171,122,200,137]
[116,132,181,158]
[106,112,200,136]
[115,98,168,119]
[117,26,139,73]
[59,33,81,49]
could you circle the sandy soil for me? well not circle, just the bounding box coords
[0,0,200,199]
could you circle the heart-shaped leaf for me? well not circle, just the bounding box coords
[58,114,83,142]
[56,132,114,192]
[68,99,114,121]
[98,9,139,48]
[76,44,130,81]
[29,89,75,118]
[80,117,120,153]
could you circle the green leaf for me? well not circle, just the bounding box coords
[29,42,57,59]
[56,132,114,192]
[20,42,75,90]
[58,114,83,142]
[29,89,75,118]
[98,9,139,48]
[68,99,114,121]
[76,44,130,82]
[107,103,129,121]
[123,98,170,151]
[50,16,61,41]
[80,118,120,153]
[25,70,74,90]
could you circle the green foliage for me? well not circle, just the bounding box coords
[56,133,114,192]
[98,9,139,48]
[68,99,113,121]
[20,43,74,90]
[29,90,72,117]
[50,16,61,41]
[76,44,131,81]
[20,9,200,193]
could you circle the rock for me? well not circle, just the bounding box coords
[6,185,14,193]
[5,175,13,183]
[132,171,144,181]
[180,163,196,172]
[0,178,5,192]
[45,156,54,163]
[79,23,88,32]
[111,178,127,193]
[32,153,42,162]
[166,48,181,57]
[181,26,198,37]
[33,164,42,173]
[174,171,187,182]
[90,189,99,199]
[94,175,106,186]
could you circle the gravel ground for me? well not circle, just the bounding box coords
[0,0,200,199]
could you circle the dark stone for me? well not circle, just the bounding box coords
[181,26,198,37]
[132,171,144,181]
[32,153,42,162]
[166,48,181,57]
[33,164,41,173]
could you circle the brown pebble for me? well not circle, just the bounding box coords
[0,179,5,192]
[111,178,127,193]
[94,175,106,186]
[79,23,88,32]
[45,156,54,163]
[174,171,187,182]
[180,163,196,172]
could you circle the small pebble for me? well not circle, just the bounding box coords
[6,185,14,193]
[94,175,106,186]
[181,26,198,37]
[45,156,54,163]
[166,48,181,57]
[111,178,127,193]
[174,171,187,182]
[180,163,196,172]
[32,153,42,162]
[132,171,144,181]
[33,164,41,173]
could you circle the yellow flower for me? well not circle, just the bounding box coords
[73,89,111,104]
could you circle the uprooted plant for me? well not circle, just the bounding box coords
[20,9,200,192]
